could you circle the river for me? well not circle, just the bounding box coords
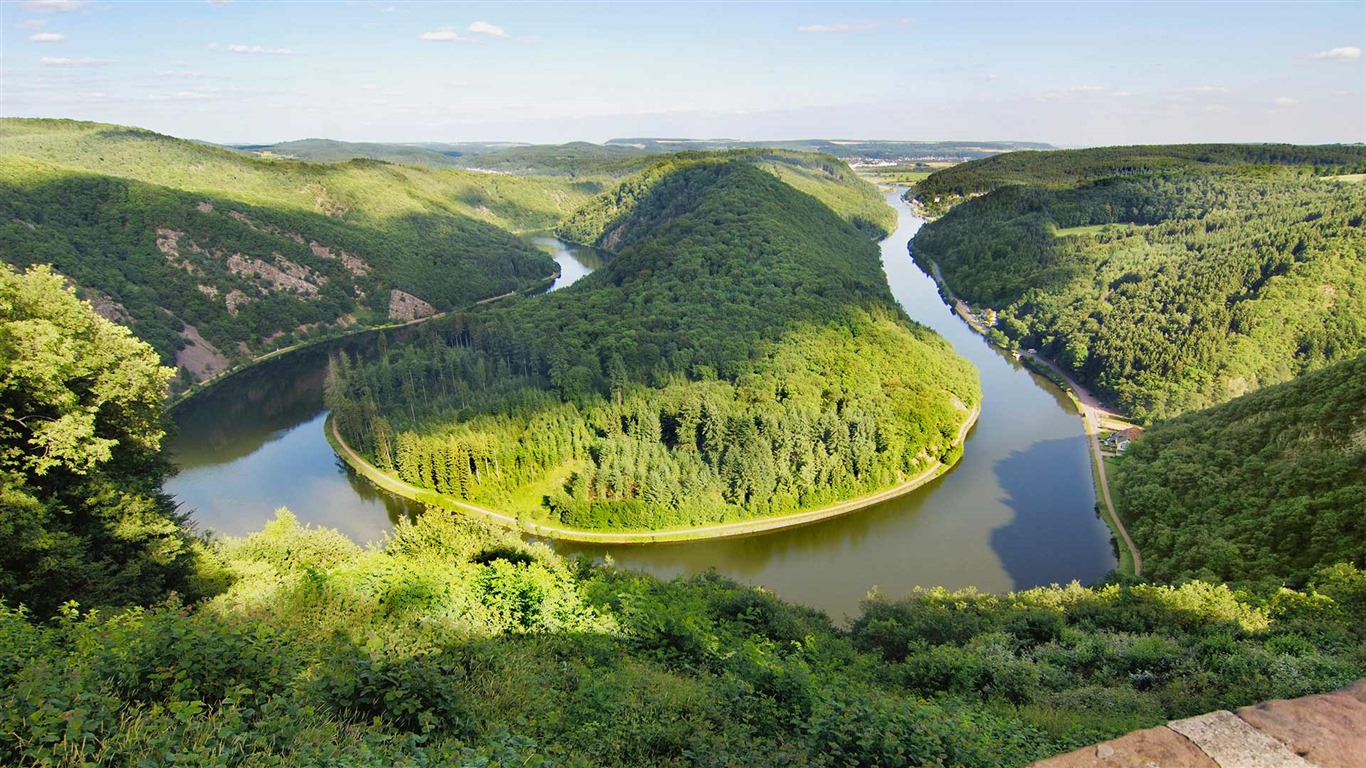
[165,193,1116,619]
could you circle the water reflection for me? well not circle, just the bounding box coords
[167,202,1116,620]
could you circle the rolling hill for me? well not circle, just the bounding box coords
[0,119,602,389]
[908,144,1366,420]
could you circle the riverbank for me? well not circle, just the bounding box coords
[167,268,559,411]
[917,252,1141,576]
[327,403,981,544]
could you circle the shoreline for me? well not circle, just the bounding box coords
[916,252,1142,576]
[327,402,980,545]
[167,268,559,412]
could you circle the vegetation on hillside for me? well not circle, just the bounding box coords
[911,144,1366,215]
[3,509,1363,767]
[910,147,1366,420]
[1114,352,1366,587]
[330,160,976,531]
[0,119,606,387]
[234,138,470,168]
[558,149,897,242]
[0,265,206,617]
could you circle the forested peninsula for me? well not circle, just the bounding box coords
[329,156,979,534]
[909,144,1366,421]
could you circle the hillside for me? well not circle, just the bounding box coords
[330,160,978,532]
[0,120,601,388]
[909,145,1366,420]
[558,149,897,241]
[452,141,658,178]
[233,138,469,168]
[4,509,1363,767]
[1114,352,1366,587]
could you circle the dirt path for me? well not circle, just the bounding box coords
[329,404,979,544]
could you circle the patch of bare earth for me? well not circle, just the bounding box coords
[156,228,201,275]
[309,240,370,276]
[225,252,323,295]
[388,289,434,322]
[174,321,229,381]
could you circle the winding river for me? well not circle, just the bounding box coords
[166,192,1116,619]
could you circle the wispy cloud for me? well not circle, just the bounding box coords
[20,18,48,28]
[419,21,511,42]
[40,56,108,66]
[21,0,85,11]
[797,22,880,33]
[209,43,297,55]
[468,21,508,39]
[1272,96,1299,106]
[29,32,65,42]
[1309,46,1361,61]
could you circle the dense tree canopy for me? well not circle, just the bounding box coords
[0,119,602,388]
[332,160,977,531]
[0,264,201,616]
[911,154,1366,420]
[1114,352,1366,587]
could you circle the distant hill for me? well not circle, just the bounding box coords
[451,141,658,178]
[0,119,600,389]
[909,144,1366,420]
[232,138,469,168]
[1115,352,1366,587]
[331,158,977,532]
[607,138,1054,162]
[558,148,898,240]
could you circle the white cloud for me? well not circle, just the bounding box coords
[797,22,880,33]
[418,28,461,42]
[1310,46,1361,61]
[40,56,107,66]
[29,32,64,42]
[206,0,233,5]
[214,43,297,55]
[21,0,85,11]
[421,22,511,42]
[20,18,48,28]
[898,18,916,26]
[1272,96,1299,106]
[468,21,508,38]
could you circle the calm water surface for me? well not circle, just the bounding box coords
[166,195,1116,619]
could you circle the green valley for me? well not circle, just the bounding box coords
[329,156,978,534]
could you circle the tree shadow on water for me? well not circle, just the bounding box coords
[990,436,1117,589]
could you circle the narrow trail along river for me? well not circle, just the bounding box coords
[166,193,1116,619]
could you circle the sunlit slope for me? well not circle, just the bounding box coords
[909,145,1366,420]
[0,119,602,386]
[331,160,978,531]
[558,149,898,241]
[1114,352,1366,586]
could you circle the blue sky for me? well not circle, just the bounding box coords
[3,0,1363,145]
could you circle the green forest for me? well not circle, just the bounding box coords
[3,140,1366,766]
[330,160,977,532]
[0,120,606,390]
[910,146,1366,420]
[1114,352,1366,588]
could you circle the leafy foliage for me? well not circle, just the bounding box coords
[0,265,203,616]
[2,510,1362,767]
[911,155,1366,420]
[1114,353,1366,587]
[332,161,977,530]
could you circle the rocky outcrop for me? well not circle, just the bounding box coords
[387,289,434,322]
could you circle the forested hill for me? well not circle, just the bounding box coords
[0,119,600,390]
[1114,352,1366,587]
[558,148,897,241]
[909,146,1366,421]
[331,160,979,532]
[911,143,1366,215]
